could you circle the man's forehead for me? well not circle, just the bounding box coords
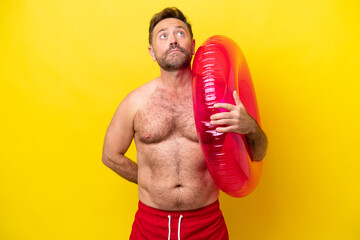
[153,18,188,33]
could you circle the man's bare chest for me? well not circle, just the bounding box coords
[134,90,198,144]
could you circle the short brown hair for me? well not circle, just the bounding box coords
[149,7,193,45]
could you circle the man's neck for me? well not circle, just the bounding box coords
[159,66,192,90]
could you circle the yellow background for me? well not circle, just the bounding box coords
[1,0,359,239]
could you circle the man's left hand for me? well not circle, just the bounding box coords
[210,90,257,134]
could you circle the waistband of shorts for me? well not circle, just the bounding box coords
[137,200,221,220]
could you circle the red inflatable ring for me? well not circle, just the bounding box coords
[192,35,263,197]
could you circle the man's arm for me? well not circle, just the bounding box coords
[244,119,268,161]
[102,92,138,183]
[210,90,268,162]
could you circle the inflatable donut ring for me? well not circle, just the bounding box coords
[192,35,263,197]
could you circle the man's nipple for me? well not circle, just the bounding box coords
[145,134,151,139]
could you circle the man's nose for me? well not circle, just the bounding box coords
[169,34,178,46]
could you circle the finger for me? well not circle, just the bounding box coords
[210,112,233,120]
[210,119,237,126]
[213,102,236,111]
[233,90,243,106]
[215,125,238,133]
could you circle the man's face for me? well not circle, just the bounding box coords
[148,18,195,72]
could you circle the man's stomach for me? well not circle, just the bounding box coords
[136,139,219,211]
[138,172,219,211]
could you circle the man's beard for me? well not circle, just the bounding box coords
[155,45,192,72]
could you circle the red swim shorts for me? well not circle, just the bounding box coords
[130,200,229,240]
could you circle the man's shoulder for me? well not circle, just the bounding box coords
[134,77,158,94]
[121,77,159,109]
[128,77,158,99]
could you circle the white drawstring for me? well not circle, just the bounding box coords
[178,215,183,240]
[168,215,171,240]
[167,214,183,240]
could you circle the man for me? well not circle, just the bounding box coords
[102,7,268,240]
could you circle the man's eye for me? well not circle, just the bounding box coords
[177,32,184,37]
[160,34,167,39]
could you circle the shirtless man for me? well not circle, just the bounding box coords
[102,7,267,240]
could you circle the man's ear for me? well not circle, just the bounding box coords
[191,39,196,55]
[148,46,156,61]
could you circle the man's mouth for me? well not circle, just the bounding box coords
[166,46,185,56]
[168,49,182,55]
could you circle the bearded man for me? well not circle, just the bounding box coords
[102,7,267,240]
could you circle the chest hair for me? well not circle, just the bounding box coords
[134,88,198,144]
